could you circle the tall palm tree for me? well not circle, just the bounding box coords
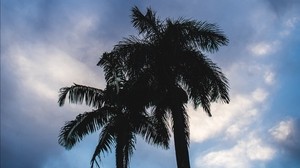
[58,53,169,168]
[98,6,230,168]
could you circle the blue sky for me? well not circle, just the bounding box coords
[1,0,299,168]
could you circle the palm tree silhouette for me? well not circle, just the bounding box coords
[58,53,169,168]
[98,6,230,168]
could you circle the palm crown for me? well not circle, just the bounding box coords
[59,6,229,168]
[58,52,169,168]
[98,6,229,168]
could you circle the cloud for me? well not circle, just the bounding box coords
[252,88,268,102]
[265,0,300,15]
[189,87,269,142]
[264,70,276,85]
[1,44,103,168]
[189,60,273,143]
[269,119,300,157]
[269,119,293,141]
[248,41,280,57]
[195,133,275,168]
[189,27,280,143]
[1,1,107,167]
[280,17,300,37]
[189,93,257,142]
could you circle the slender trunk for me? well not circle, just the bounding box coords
[116,137,124,168]
[171,105,190,168]
[116,129,127,168]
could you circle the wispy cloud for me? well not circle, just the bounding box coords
[196,133,275,168]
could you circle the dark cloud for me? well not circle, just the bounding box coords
[1,51,70,167]
[0,1,98,167]
[267,118,300,168]
[0,66,64,168]
[265,0,300,15]
[285,119,300,159]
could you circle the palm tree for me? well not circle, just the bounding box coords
[58,53,169,168]
[98,6,230,168]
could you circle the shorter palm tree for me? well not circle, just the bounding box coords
[58,53,169,168]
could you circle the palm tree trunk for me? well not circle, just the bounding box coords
[171,105,191,168]
[116,134,126,168]
[116,143,124,168]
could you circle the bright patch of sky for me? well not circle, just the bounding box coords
[1,0,299,168]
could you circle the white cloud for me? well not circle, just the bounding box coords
[189,59,272,143]
[280,17,299,37]
[285,17,299,29]
[8,44,103,101]
[264,70,275,85]
[225,124,241,138]
[269,119,293,142]
[249,41,280,57]
[195,134,275,168]
[250,42,272,56]
[246,138,275,161]
[252,88,268,102]
[268,119,300,161]
[189,92,260,142]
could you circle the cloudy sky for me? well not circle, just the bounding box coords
[1,0,300,168]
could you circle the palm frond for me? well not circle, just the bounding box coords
[131,6,161,38]
[182,20,229,53]
[58,107,113,149]
[150,107,171,148]
[123,132,136,168]
[114,38,154,80]
[98,52,125,91]
[59,6,230,168]
[90,122,116,168]
[178,50,229,116]
[58,83,104,108]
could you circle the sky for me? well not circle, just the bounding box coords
[1,0,299,168]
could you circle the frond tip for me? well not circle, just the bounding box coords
[131,6,161,37]
[58,109,111,149]
[90,123,115,168]
[58,83,104,108]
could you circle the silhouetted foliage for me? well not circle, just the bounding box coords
[58,56,169,168]
[97,6,229,168]
[59,6,229,168]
